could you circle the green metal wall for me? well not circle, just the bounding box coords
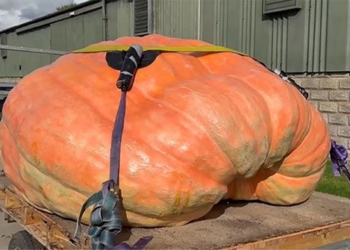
[153,0,350,74]
[50,10,104,61]
[0,27,52,77]
[0,1,134,78]
[1,0,350,78]
[107,0,134,40]
[153,0,199,39]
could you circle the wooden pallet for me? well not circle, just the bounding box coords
[1,180,350,249]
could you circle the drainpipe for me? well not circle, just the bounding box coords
[197,0,201,39]
[102,0,108,40]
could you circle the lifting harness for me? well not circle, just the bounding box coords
[71,43,350,250]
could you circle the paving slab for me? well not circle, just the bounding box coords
[0,211,24,249]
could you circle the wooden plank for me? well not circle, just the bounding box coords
[1,179,350,250]
[225,220,350,249]
[0,188,86,249]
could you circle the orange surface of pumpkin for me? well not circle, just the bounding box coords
[0,35,331,227]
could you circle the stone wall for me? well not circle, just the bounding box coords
[294,75,350,151]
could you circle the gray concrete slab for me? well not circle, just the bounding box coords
[0,212,23,249]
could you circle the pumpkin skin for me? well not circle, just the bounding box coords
[0,34,330,227]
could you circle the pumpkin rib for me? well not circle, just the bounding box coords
[49,53,230,187]
[276,108,330,178]
[226,71,302,164]
[282,84,313,154]
[3,79,114,194]
[160,77,272,179]
[0,122,54,211]
[196,55,286,165]
[139,85,236,182]
[220,73,282,166]
[0,115,48,184]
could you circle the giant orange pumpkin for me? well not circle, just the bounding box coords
[0,35,330,227]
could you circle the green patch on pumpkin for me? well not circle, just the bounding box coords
[316,161,350,199]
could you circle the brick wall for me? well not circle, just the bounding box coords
[294,76,350,150]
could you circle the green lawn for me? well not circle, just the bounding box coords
[316,161,350,199]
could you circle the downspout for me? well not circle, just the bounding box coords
[102,0,108,41]
[197,0,201,39]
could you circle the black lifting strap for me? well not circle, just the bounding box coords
[74,45,154,249]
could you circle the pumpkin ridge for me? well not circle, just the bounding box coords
[0,118,52,182]
[277,108,330,178]
[5,79,113,192]
[281,83,313,154]
[144,85,234,183]
[282,88,311,154]
[45,54,150,135]
[227,71,300,164]
[125,125,227,187]
[162,75,272,178]
[223,74,273,168]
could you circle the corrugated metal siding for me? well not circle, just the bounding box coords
[326,0,350,72]
[198,0,308,72]
[0,33,20,77]
[18,27,52,76]
[66,15,85,51]
[154,0,350,73]
[1,0,350,77]
[153,0,199,39]
[50,9,103,51]
[200,0,242,49]
[82,10,103,45]
[51,22,68,62]
[1,28,52,77]
[107,1,134,40]
[0,2,134,78]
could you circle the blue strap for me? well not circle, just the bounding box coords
[74,45,153,249]
[109,91,126,185]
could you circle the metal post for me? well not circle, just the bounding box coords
[0,44,66,55]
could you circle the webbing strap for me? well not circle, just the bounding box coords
[74,45,153,249]
[71,45,246,56]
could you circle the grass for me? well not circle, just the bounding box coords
[316,161,350,199]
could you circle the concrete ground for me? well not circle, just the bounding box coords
[0,211,23,249]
